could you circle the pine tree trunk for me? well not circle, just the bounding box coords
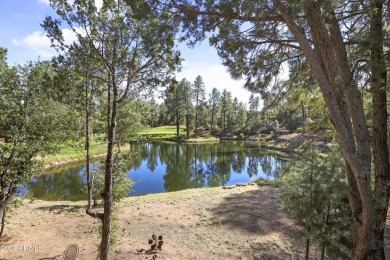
[100,80,118,260]
[211,105,215,133]
[0,209,6,237]
[195,111,198,138]
[186,113,190,139]
[371,1,389,258]
[273,1,377,258]
[305,236,310,260]
[176,110,180,138]
[222,110,226,132]
[0,194,13,238]
[320,245,325,260]
[85,80,93,214]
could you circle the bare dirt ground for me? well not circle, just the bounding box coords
[1,185,326,259]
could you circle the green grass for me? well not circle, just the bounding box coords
[41,126,185,165]
[140,125,187,138]
[40,137,109,165]
[41,125,219,166]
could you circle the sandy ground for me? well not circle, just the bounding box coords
[0,185,335,259]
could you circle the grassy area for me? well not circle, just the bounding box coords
[182,137,219,143]
[140,125,187,138]
[39,126,212,167]
[39,138,108,165]
[41,126,186,166]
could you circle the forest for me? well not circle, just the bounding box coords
[0,0,390,259]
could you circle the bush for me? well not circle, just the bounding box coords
[90,157,134,204]
[280,147,352,259]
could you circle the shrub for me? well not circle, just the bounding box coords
[90,157,134,204]
[280,147,352,259]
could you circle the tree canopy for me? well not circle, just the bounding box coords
[151,0,390,258]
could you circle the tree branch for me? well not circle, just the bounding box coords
[169,1,285,23]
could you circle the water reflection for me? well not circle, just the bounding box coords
[28,164,87,201]
[27,141,285,200]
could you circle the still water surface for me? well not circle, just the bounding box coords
[27,141,286,201]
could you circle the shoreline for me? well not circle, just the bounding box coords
[41,136,301,170]
[43,147,130,170]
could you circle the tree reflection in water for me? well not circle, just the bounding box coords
[28,141,286,200]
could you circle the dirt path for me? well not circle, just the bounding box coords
[1,185,309,259]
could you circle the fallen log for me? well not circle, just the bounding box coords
[222,183,254,189]
[222,185,236,189]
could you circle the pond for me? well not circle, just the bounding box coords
[26,141,286,201]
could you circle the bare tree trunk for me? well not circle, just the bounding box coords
[0,209,6,237]
[305,220,311,260]
[305,236,310,260]
[0,194,14,237]
[320,245,325,260]
[320,203,331,260]
[273,1,376,258]
[176,110,180,138]
[301,101,305,124]
[195,110,198,137]
[186,113,190,139]
[84,77,101,220]
[371,1,390,258]
[100,80,117,260]
[85,76,94,215]
[211,105,215,133]
[222,110,226,132]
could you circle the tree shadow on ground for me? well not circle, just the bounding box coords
[37,257,61,260]
[209,187,295,234]
[0,235,12,243]
[209,186,306,259]
[36,204,86,214]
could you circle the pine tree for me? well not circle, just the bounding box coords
[43,1,180,258]
[193,75,206,137]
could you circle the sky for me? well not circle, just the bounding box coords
[0,0,254,104]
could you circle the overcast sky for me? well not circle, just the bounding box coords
[0,0,255,105]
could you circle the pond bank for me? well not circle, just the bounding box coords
[41,135,305,171]
[2,185,312,259]
[43,147,130,170]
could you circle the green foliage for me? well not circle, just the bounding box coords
[208,87,221,133]
[97,214,119,248]
[247,94,261,130]
[219,89,234,132]
[193,75,206,135]
[276,108,301,132]
[116,98,149,143]
[90,156,134,204]
[0,58,76,214]
[280,147,352,259]
[164,78,195,138]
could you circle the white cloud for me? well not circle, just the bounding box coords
[11,28,79,61]
[177,62,251,105]
[38,0,50,5]
[175,40,254,105]
[95,0,103,9]
[12,31,54,59]
[38,0,103,8]
[61,28,80,44]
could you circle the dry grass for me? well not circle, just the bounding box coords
[1,185,311,260]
